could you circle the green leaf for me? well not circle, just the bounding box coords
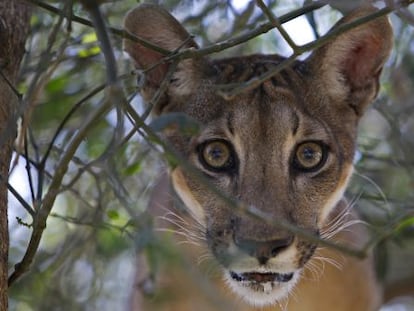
[106,209,120,220]
[97,229,128,257]
[46,75,70,93]
[395,217,414,234]
[123,161,142,176]
[84,118,112,158]
[78,32,101,58]
[81,32,98,44]
[78,46,101,58]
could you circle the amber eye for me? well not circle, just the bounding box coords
[293,142,327,172]
[199,140,235,172]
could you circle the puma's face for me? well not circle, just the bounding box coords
[124,4,392,307]
[169,61,355,305]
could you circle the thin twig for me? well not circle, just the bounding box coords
[23,132,36,205]
[50,213,134,236]
[256,0,298,50]
[0,68,23,100]
[7,183,35,217]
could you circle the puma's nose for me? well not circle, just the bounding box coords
[235,235,294,265]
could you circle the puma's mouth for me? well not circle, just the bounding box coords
[225,269,299,306]
[230,271,294,283]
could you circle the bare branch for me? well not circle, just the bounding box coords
[256,0,299,50]
[7,183,34,217]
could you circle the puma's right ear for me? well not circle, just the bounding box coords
[123,4,203,103]
[308,7,393,116]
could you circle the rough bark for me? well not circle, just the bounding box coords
[0,1,31,310]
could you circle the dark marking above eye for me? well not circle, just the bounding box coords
[292,110,300,136]
[227,112,234,136]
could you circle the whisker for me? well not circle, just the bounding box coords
[176,239,203,247]
[304,259,324,281]
[286,282,299,308]
[156,222,204,244]
[320,192,368,240]
[322,201,353,234]
[353,170,389,210]
[161,204,206,231]
[158,216,205,240]
[313,253,343,271]
[155,228,202,246]
[197,253,214,266]
[158,211,206,237]
[278,298,289,311]
[164,207,207,232]
[152,204,210,251]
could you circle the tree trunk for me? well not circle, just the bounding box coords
[0,1,31,310]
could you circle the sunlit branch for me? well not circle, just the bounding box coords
[256,0,299,50]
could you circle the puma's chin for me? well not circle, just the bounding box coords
[224,269,300,307]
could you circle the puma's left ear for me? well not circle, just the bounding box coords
[308,7,393,116]
[123,4,206,114]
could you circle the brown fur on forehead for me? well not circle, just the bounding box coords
[184,56,308,120]
[228,93,298,143]
[212,54,308,84]
[176,55,307,121]
[222,84,334,147]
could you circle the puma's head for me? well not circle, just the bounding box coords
[124,4,392,307]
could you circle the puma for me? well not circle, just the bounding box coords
[124,4,393,310]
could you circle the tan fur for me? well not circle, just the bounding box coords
[124,4,392,310]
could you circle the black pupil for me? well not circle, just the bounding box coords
[210,146,224,160]
[302,147,316,160]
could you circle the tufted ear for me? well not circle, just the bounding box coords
[308,7,393,116]
[123,4,204,106]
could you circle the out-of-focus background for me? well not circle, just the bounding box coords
[7,0,414,310]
